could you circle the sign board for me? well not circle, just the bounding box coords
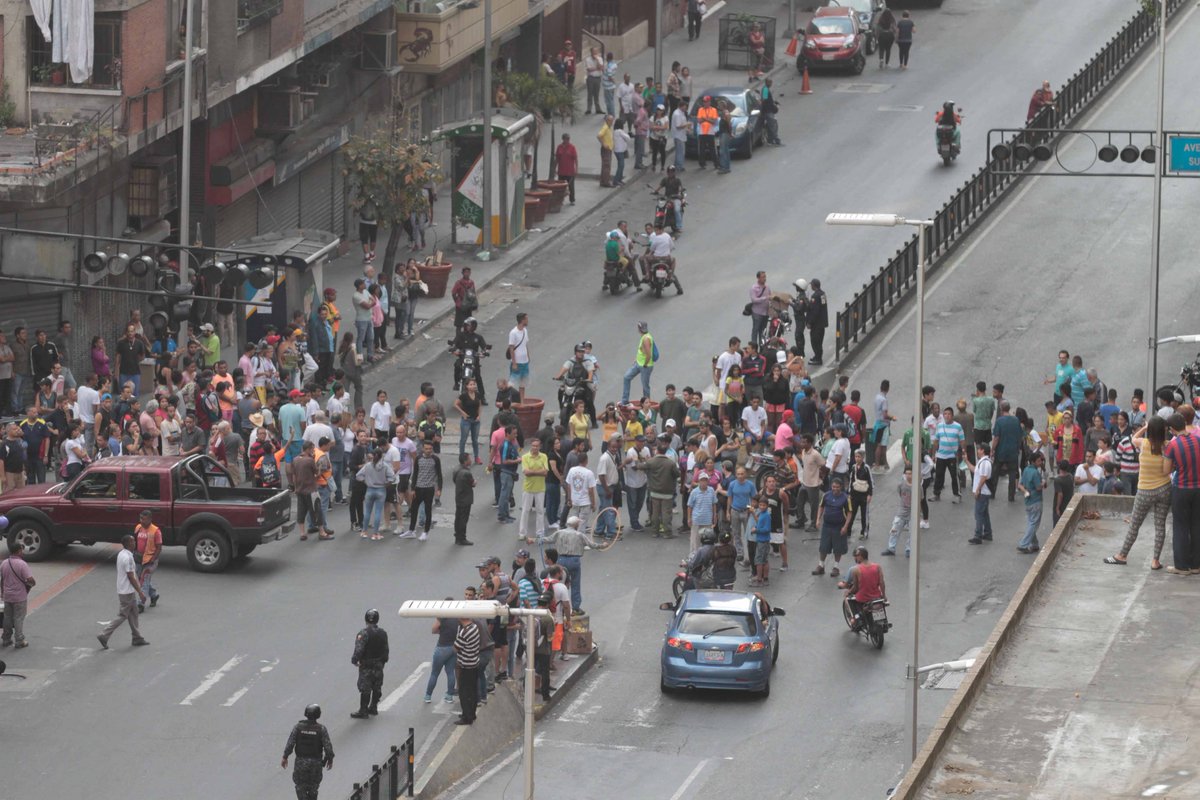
[1168,134,1200,173]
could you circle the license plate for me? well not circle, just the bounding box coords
[822,53,835,61]
[655,269,668,279]
[703,649,725,663]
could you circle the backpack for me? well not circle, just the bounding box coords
[651,339,660,362]
[463,286,479,311]
[541,579,561,613]
[258,453,281,488]
[202,390,221,423]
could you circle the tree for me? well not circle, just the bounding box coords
[503,72,576,183]
[342,121,443,284]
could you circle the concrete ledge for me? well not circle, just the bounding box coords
[414,646,599,799]
[891,493,1134,798]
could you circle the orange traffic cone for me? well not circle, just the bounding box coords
[800,65,813,95]
[784,34,799,57]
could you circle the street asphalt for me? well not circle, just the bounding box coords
[1,0,1181,797]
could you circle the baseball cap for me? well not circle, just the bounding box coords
[288,389,303,399]
[635,434,647,441]
[475,561,490,570]
[697,472,711,481]
[515,548,530,559]
[665,419,677,428]
[487,556,502,566]
[199,323,214,332]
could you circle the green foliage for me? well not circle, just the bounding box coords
[341,124,443,228]
[504,72,576,121]
[0,82,16,129]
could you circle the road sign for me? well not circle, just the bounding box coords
[1168,135,1200,173]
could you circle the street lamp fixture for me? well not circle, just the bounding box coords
[825,210,932,767]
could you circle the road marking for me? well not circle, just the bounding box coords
[180,655,245,705]
[669,759,710,800]
[378,661,431,711]
[558,672,606,723]
[30,549,117,612]
[222,658,279,706]
[444,749,520,799]
[533,734,640,752]
[414,714,451,767]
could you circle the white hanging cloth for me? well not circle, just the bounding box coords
[30,0,52,43]
[51,0,66,62]
[64,0,93,84]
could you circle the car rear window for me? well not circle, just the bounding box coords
[677,611,753,637]
[809,18,853,35]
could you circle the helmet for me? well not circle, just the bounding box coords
[666,165,676,172]
[700,530,717,545]
[464,316,477,329]
[581,340,593,349]
[574,344,586,354]
[853,545,868,559]
[793,278,808,292]
[364,608,380,624]
[304,704,322,721]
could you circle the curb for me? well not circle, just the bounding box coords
[535,644,599,721]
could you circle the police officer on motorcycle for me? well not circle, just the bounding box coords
[553,344,595,427]
[838,546,886,632]
[281,704,334,799]
[350,608,390,719]
[451,317,491,401]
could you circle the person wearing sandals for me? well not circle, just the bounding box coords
[358,446,396,541]
[812,477,852,578]
[1104,417,1172,570]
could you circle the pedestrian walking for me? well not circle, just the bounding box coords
[759,78,782,145]
[968,443,994,545]
[358,196,379,263]
[97,535,148,649]
[281,704,334,800]
[882,467,914,557]
[553,134,578,204]
[134,510,162,612]
[401,440,441,541]
[875,6,896,67]
[1163,413,1200,575]
[846,450,874,538]
[686,471,718,552]
[1,541,35,648]
[813,477,852,577]
[452,453,476,546]
[687,0,703,40]
[507,313,531,403]
[806,279,829,365]
[597,115,615,187]
[896,10,915,69]
[350,608,389,719]
[453,612,482,725]
[621,321,656,404]
[1017,451,1046,553]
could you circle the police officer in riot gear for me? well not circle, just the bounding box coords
[451,318,491,401]
[350,608,390,719]
[791,278,810,358]
[281,704,334,800]
[807,278,829,365]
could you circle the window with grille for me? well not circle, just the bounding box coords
[27,15,122,88]
[238,0,283,32]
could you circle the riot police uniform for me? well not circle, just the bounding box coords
[282,704,334,800]
[351,609,390,718]
[790,290,810,358]
[452,322,491,401]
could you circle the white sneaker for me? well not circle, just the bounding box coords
[919,520,930,529]
[547,522,559,530]
[418,532,428,542]
[398,530,417,539]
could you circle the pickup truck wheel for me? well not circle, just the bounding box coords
[8,520,53,562]
[187,529,232,573]
[236,543,258,558]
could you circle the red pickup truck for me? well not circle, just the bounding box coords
[0,455,292,573]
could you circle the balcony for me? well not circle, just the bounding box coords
[394,0,528,74]
[238,0,283,32]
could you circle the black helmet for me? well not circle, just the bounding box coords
[700,530,716,545]
[464,317,477,329]
[304,703,322,721]
[365,608,380,624]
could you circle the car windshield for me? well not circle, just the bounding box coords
[838,0,873,14]
[808,17,854,35]
[677,611,754,637]
[691,94,747,119]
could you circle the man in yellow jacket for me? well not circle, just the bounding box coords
[695,95,719,169]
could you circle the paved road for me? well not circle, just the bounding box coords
[0,0,1159,797]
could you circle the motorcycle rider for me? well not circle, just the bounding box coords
[934,100,962,149]
[614,220,642,289]
[683,528,717,591]
[655,164,686,233]
[553,345,595,427]
[451,318,491,402]
[837,545,886,632]
[642,221,684,295]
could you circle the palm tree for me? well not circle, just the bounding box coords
[503,72,576,184]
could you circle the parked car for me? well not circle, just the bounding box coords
[829,0,879,54]
[659,589,785,697]
[684,88,766,160]
[0,455,293,572]
[799,6,867,75]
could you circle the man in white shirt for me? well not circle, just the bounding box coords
[507,313,531,403]
[76,376,100,454]
[623,435,651,530]
[97,535,148,649]
[714,338,742,405]
[303,411,334,447]
[968,442,994,544]
[670,104,690,172]
[827,425,852,480]
[565,452,599,531]
[1073,450,1103,495]
[326,384,347,420]
[595,438,622,538]
[741,396,769,446]
[304,388,322,423]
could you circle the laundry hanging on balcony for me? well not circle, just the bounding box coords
[48,0,94,84]
[29,0,52,42]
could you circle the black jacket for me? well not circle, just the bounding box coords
[807,289,829,329]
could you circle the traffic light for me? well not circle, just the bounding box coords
[129,254,155,278]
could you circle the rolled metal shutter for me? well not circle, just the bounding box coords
[300,154,334,231]
[259,177,301,233]
[215,191,260,247]
[0,293,64,339]
[330,151,346,238]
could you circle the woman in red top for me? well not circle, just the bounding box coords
[1054,409,1084,466]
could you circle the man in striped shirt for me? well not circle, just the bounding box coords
[453,616,483,725]
[1164,413,1200,575]
[933,407,965,503]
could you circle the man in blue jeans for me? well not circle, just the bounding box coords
[114,324,146,398]
[968,443,994,544]
[423,609,458,703]
[621,321,655,404]
[1017,451,1045,553]
[594,437,622,538]
[496,426,520,524]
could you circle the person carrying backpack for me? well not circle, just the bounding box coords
[621,320,657,404]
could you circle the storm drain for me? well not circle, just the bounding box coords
[834,83,892,94]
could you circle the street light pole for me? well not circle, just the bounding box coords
[1147,0,1167,403]
[825,212,931,766]
[178,0,196,352]
[654,0,664,89]
[479,0,493,262]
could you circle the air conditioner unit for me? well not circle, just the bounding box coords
[360,30,396,71]
[258,87,315,132]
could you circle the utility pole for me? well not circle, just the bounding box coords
[479,0,493,261]
[1147,0,1167,401]
[654,0,664,89]
[178,0,196,351]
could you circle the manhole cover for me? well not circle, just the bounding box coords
[834,83,892,94]
[878,104,923,112]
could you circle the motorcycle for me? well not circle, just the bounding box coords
[650,187,686,233]
[672,559,714,601]
[447,342,490,390]
[555,376,590,427]
[644,256,676,299]
[936,125,960,166]
[842,596,891,650]
[759,309,792,350]
[603,240,640,295]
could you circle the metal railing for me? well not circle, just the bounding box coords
[834,0,1184,362]
[583,0,621,36]
[347,727,415,800]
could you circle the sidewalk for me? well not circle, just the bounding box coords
[321,0,793,357]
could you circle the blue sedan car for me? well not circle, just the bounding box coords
[683,87,766,160]
[659,590,784,697]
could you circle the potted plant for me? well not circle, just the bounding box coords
[50,64,66,85]
[32,64,54,85]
